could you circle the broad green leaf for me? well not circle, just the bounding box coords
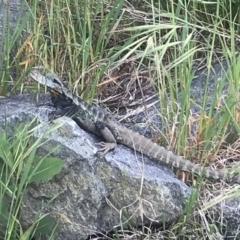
[29,157,63,184]
[34,215,57,236]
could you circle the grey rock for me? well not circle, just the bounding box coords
[0,94,190,239]
[200,189,240,239]
[216,198,240,238]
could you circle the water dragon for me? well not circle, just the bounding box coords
[29,66,240,184]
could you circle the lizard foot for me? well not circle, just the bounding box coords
[98,142,117,155]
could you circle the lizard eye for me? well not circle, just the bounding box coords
[53,78,61,86]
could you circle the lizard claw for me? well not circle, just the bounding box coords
[98,142,117,155]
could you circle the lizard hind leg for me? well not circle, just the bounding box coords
[95,121,117,154]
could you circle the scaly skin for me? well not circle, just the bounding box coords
[29,66,240,184]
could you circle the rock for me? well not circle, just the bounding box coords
[0,94,190,239]
[221,198,240,238]
[199,187,240,239]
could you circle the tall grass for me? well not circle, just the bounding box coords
[0,0,31,95]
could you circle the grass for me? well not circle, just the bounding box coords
[0,119,63,239]
[1,0,240,239]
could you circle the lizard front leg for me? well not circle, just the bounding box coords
[95,121,117,154]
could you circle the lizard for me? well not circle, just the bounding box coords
[29,66,240,184]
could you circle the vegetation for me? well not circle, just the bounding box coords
[1,0,240,239]
[0,120,63,239]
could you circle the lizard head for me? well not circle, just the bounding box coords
[29,66,84,108]
[29,66,75,108]
[29,66,66,95]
